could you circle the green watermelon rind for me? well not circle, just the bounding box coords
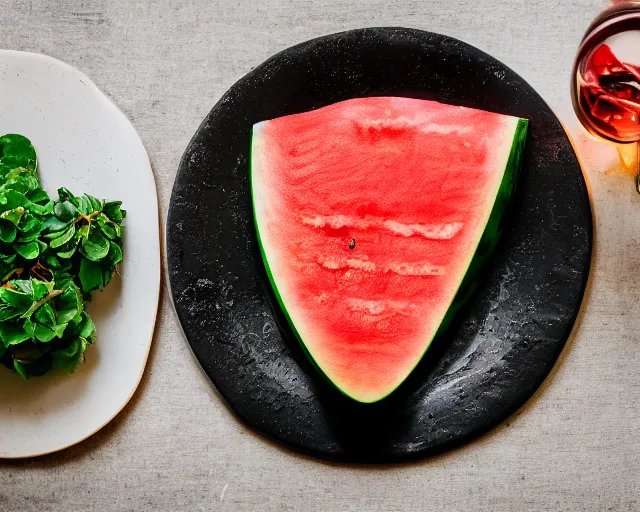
[436,118,529,336]
[251,117,528,403]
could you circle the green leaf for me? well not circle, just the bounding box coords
[15,241,40,260]
[52,338,87,372]
[51,266,73,284]
[0,172,40,194]
[19,213,41,232]
[43,228,67,239]
[23,318,35,338]
[0,322,30,346]
[102,201,124,223]
[31,279,52,301]
[0,207,25,226]
[0,303,23,322]
[80,230,109,261]
[77,195,93,215]
[30,200,53,216]
[53,322,67,338]
[53,338,79,359]
[34,324,56,342]
[16,224,44,242]
[0,249,16,261]
[13,357,52,378]
[56,284,83,324]
[21,284,58,320]
[40,253,61,269]
[1,189,51,216]
[11,279,33,295]
[0,288,33,311]
[78,312,96,341]
[0,254,16,268]
[57,187,78,206]
[0,220,17,243]
[75,224,90,240]
[53,274,73,290]
[101,268,116,290]
[1,189,29,209]
[34,303,56,328]
[57,306,78,325]
[97,216,117,239]
[78,258,104,294]
[26,187,50,204]
[49,224,76,248]
[106,242,123,266]
[88,195,102,213]
[13,359,28,380]
[0,134,37,175]
[42,215,71,232]
[57,246,77,259]
[53,200,78,221]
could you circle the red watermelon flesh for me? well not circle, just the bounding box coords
[251,97,527,403]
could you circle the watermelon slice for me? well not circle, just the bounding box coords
[251,97,528,403]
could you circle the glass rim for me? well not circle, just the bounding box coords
[570,5,640,144]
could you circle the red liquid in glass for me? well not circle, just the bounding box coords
[578,43,640,142]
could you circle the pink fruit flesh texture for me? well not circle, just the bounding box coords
[251,97,527,403]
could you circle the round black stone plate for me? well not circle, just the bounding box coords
[167,28,592,463]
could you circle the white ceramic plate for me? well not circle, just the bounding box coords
[0,51,160,458]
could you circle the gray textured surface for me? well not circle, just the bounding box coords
[1,0,639,510]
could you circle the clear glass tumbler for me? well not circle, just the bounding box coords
[571,2,640,190]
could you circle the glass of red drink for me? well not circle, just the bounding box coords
[571,2,640,191]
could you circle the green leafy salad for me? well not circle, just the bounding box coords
[0,134,125,379]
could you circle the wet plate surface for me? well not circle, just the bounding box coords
[167,28,591,462]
